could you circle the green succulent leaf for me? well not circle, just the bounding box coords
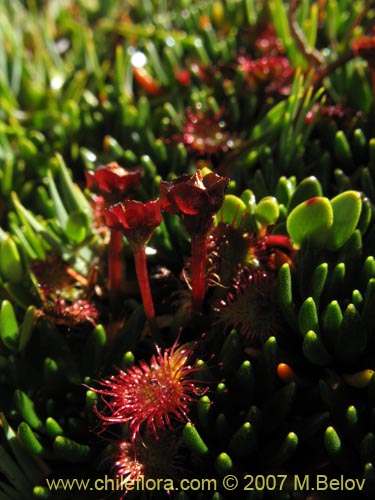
[327,191,362,250]
[214,452,233,475]
[215,194,248,228]
[0,300,19,352]
[286,196,333,248]
[288,176,322,212]
[53,436,91,463]
[298,297,319,336]
[255,196,279,226]
[0,237,23,284]
[303,330,332,366]
[219,329,243,375]
[229,422,257,459]
[14,391,43,432]
[18,306,38,352]
[65,210,90,244]
[182,423,208,456]
[334,303,366,363]
[17,423,44,457]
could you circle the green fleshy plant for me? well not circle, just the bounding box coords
[1,1,375,499]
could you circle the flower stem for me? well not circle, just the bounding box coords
[191,234,207,314]
[133,246,157,331]
[109,228,123,301]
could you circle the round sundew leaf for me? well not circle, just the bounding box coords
[215,194,248,228]
[255,196,280,226]
[286,197,333,248]
[326,190,362,250]
[65,210,90,244]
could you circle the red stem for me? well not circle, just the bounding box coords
[265,234,294,251]
[133,246,156,330]
[109,228,123,299]
[191,234,207,314]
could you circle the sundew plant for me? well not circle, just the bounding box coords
[1,1,375,499]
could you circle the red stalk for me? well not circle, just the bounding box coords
[264,234,293,251]
[108,228,123,300]
[133,246,156,330]
[191,234,207,314]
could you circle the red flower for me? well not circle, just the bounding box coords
[104,199,162,248]
[160,170,229,235]
[93,341,203,441]
[174,68,191,87]
[85,162,143,199]
[352,35,375,68]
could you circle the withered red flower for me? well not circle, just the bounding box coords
[93,341,203,441]
[85,162,143,199]
[104,199,162,248]
[160,170,229,235]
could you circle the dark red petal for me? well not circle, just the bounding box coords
[85,170,100,191]
[203,172,229,190]
[122,199,162,229]
[144,199,163,227]
[104,203,128,229]
[85,164,143,195]
[160,181,178,213]
[170,183,207,215]
[203,173,229,210]
[120,200,146,228]
[94,169,123,193]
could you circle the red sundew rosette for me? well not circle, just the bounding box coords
[160,170,229,313]
[92,340,202,442]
